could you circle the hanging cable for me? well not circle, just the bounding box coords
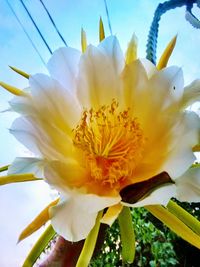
[19,0,52,54]
[5,0,46,66]
[103,0,113,35]
[39,0,67,46]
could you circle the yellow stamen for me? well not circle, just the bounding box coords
[0,81,27,96]
[73,100,146,191]
[99,17,105,41]
[81,28,87,53]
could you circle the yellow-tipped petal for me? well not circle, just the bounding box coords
[99,17,105,42]
[0,173,41,186]
[157,35,177,70]
[146,205,200,249]
[9,66,30,79]
[81,28,87,53]
[0,81,27,96]
[125,34,138,65]
[193,144,200,152]
[22,225,56,267]
[18,198,59,242]
[101,203,123,226]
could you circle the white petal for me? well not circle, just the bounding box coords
[163,112,199,178]
[175,168,200,202]
[21,75,82,163]
[74,193,120,213]
[43,159,88,190]
[49,192,120,241]
[122,184,176,208]
[10,116,41,155]
[77,41,123,108]
[47,47,81,91]
[8,157,45,178]
[139,58,157,78]
[9,88,33,114]
[122,59,148,110]
[10,116,70,162]
[149,66,184,106]
[98,35,124,75]
[29,73,81,131]
[181,79,200,108]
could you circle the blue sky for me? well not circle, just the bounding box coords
[1,0,200,266]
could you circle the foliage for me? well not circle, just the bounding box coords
[90,202,200,266]
[90,208,178,267]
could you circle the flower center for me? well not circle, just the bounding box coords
[73,100,146,190]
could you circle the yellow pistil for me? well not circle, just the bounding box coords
[73,100,146,191]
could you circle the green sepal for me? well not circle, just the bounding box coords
[0,173,42,186]
[9,66,30,79]
[76,210,103,267]
[167,200,200,235]
[146,205,200,249]
[0,165,9,172]
[118,207,135,264]
[22,224,56,267]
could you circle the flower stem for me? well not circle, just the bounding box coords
[118,207,135,264]
[76,210,103,267]
[167,200,200,235]
[39,236,84,267]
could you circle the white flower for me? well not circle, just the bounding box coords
[8,36,200,241]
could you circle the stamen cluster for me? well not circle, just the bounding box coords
[73,100,146,189]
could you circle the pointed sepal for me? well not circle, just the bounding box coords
[157,35,177,70]
[99,17,105,42]
[9,66,29,79]
[18,198,59,242]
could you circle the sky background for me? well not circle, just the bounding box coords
[0,0,200,266]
